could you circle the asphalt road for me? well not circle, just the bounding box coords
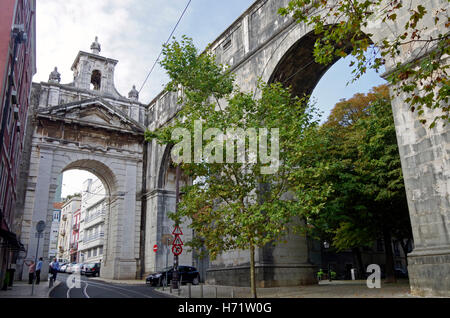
[49,273,173,298]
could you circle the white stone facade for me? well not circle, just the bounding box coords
[79,178,106,264]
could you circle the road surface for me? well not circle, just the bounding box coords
[49,273,173,298]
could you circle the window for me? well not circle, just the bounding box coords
[99,246,103,255]
[93,248,97,257]
[90,70,101,90]
[222,36,232,51]
[88,250,91,257]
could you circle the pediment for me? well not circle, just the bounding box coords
[37,98,145,134]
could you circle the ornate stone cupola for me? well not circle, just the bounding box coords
[70,37,120,98]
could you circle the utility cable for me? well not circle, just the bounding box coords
[138,0,192,94]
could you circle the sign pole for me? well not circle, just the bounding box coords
[31,221,45,296]
[172,165,181,290]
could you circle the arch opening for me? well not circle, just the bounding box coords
[51,159,117,274]
[266,28,412,282]
[90,70,102,91]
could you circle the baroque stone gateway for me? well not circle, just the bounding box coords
[15,0,449,296]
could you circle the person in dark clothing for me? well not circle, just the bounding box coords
[35,258,43,284]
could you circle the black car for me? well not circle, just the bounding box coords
[84,263,101,277]
[146,266,200,287]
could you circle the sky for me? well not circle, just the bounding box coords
[35,0,385,198]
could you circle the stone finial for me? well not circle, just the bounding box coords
[128,85,139,101]
[48,67,61,83]
[90,36,101,55]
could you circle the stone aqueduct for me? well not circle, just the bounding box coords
[16,0,449,296]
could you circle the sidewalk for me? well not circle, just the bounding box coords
[155,280,417,298]
[0,280,61,298]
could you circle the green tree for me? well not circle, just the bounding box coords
[293,85,411,282]
[279,0,449,127]
[145,37,322,298]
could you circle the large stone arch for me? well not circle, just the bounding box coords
[18,134,143,280]
[144,141,194,276]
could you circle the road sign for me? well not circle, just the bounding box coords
[173,236,183,246]
[153,244,158,253]
[172,245,183,256]
[172,226,183,236]
[36,221,45,233]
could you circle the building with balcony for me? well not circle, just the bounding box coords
[70,206,81,262]
[0,0,36,289]
[56,197,80,263]
[48,202,63,260]
[79,178,106,264]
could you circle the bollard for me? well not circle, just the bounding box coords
[178,285,181,296]
[49,277,54,288]
[170,284,173,294]
[200,283,204,298]
[188,283,192,298]
[231,288,234,298]
[215,286,218,298]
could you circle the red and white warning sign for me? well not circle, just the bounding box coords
[172,225,184,256]
[173,236,183,246]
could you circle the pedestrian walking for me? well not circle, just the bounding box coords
[49,258,59,282]
[24,260,35,284]
[35,258,43,284]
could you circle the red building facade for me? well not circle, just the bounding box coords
[0,0,36,288]
[70,209,81,263]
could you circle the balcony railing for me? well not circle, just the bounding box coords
[84,212,105,224]
[84,232,104,243]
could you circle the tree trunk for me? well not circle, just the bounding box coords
[250,244,257,298]
[383,228,397,283]
[352,247,365,279]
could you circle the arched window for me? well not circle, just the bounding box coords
[90,70,101,90]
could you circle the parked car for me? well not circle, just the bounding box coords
[58,263,68,273]
[72,263,84,274]
[65,262,77,273]
[84,263,101,277]
[146,266,200,287]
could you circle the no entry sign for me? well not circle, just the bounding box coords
[153,244,158,253]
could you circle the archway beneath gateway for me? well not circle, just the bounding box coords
[51,169,108,271]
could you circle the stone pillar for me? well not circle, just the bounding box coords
[20,147,55,281]
[48,85,60,107]
[390,89,450,297]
